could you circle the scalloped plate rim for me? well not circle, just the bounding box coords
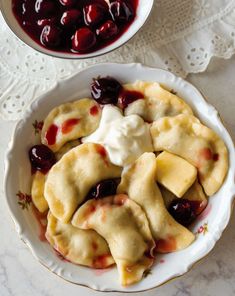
[4,63,235,292]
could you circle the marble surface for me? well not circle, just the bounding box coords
[1,55,235,296]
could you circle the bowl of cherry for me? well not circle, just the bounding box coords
[0,0,154,58]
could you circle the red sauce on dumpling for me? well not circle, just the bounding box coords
[45,124,58,145]
[95,144,107,158]
[200,148,213,160]
[61,118,80,134]
[90,105,99,116]
[92,241,98,251]
[92,254,113,269]
[213,153,219,161]
[199,148,219,162]
[32,205,48,242]
[155,236,177,253]
[118,89,144,109]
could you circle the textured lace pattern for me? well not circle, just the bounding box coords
[0,0,235,120]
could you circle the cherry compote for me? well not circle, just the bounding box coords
[91,76,144,108]
[12,0,138,54]
[29,144,56,174]
[118,89,143,109]
[86,179,119,200]
[91,76,122,104]
[168,199,199,226]
[110,0,134,23]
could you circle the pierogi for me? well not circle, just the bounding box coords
[41,99,101,152]
[160,180,208,213]
[150,114,228,196]
[72,195,155,286]
[31,171,48,213]
[44,143,122,223]
[28,78,228,287]
[117,153,195,252]
[46,212,114,268]
[124,81,193,122]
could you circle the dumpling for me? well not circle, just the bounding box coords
[46,212,114,268]
[72,194,155,286]
[31,171,48,213]
[156,151,197,197]
[117,153,195,253]
[150,114,228,196]
[44,143,122,223]
[55,139,80,160]
[41,99,101,152]
[160,180,208,215]
[124,81,193,122]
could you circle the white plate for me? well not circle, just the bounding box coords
[4,63,235,292]
[0,1,154,59]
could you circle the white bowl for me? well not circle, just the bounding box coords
[0,1,153,59]
[4,63,235,292]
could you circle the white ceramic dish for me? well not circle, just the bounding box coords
[0,1,153,59]
[4,63,235,292]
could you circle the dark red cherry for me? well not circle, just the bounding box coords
[83,4,107,27]
[96,20,118,39]
[61,9,82,27]
[59,0,76,7]
[168,199,197,226]
[40,25,62,48]
[110,0,133,23]
[72,28,96,52]
[20,2,31,16]
[118,89,144,109]
[91,77,122,104]
[87,179,119,200]
[29,144,56,173]
[35,0,56,18]
[37,17,56,28]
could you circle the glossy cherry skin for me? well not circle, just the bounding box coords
[168,199,197,226]
[110,0,133,23]
[59,0,77,8]
[13,0,138,54]
[96,20,119,39]
[118,89,144,109]
[35,0,56,18]
[37,17,56,28]
[29,144,56,173]
[91,76,122,104]
[60,9,82,27]
[87,179,119,199]
[40,25,62,48]
[72,28,97,52]
[83,4,107,27]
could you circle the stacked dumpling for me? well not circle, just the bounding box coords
[29,80,228,286]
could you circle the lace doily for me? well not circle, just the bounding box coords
[0,0,235,120]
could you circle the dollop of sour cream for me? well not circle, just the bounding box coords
[83,105,153,166]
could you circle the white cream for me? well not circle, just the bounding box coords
[83,105,153,166]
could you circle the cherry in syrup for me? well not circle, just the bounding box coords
[12,0,138,54]
[91,76,122,104]
[40,25,62,48]
[168,199,197,226]
[110,0,134,23]
[83,4,108,27]
[29,144,56,174]
[87,179,119,200]
[60,9,82,27]
[72,28,97,52]
[96,20,119,40]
